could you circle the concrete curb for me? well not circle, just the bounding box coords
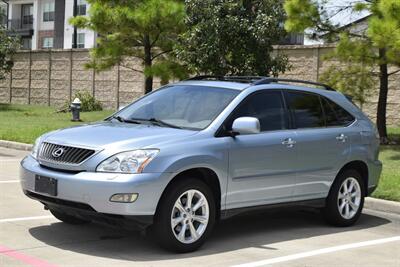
[0,140,33,151]
[365,197,400,215]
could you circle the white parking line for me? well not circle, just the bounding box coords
[232,236,400,267]
[0,159,21,162]
[0,215,54,223]
[0,180,19,184]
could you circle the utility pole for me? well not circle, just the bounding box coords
[72,0,77,48]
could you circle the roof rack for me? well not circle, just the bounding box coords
[187,75,335,91]
[252,78,335,91]
[187,75,268,84]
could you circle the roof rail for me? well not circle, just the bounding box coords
[252,78,335,91]
[186,75,224,81]
[187,75,268,83]
[186,75,335,91]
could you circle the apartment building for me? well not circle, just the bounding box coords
[4,0,304,50]
[4,0,96,49]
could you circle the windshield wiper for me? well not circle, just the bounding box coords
[110,116,141,124]
[148,118,183,129]
[130,117,182,129]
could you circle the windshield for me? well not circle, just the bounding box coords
[115,85,239,130]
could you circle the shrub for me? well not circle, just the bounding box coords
[70,91,103,112]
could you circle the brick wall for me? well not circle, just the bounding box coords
[0,46,399,125]
[37,30,55,49]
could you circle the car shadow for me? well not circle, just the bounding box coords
[29,208,391,261]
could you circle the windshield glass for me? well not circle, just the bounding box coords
[116,85,239,130]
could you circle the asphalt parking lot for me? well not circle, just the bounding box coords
[1,146,399,267]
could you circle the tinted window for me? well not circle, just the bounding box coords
[322,97,355,126]
[228,91,288,132]
[286,92,325,128]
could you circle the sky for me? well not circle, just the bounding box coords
[304,0,370,45]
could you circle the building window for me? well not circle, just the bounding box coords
[77,0,87,16]
[22,4,34,25]
[77,33,85,48]
[43,37,54,48]
[21,38,32,50]
[43,2,55,22]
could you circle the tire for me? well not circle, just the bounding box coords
[50,209,91,225]
[153,178,216,253]
[323,169,365,226]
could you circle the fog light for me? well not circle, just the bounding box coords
[110,193,138,203]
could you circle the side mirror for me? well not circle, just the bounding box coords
[232,117,260,135]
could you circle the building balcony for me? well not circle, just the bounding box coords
[279,33,304,45]
[7,18,34,37]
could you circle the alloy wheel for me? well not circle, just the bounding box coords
[337,177,362,220]
[170,189,209,244]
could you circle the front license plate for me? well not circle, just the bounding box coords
[35,175,57,196]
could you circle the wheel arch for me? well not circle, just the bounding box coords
[336,160,369,195]
[155,167,222,219]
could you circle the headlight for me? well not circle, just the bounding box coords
[31,137,42,159]
[96,149,159,173]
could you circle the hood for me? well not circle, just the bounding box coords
[44,121,198,149]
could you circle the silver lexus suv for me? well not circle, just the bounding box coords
[20,76,382,252]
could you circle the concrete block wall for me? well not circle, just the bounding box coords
[0,49,147,110]
[0,46,399,125]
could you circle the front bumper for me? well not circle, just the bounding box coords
[24,190,153,230]
[20,155,170,217]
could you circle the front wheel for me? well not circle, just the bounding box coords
[153,178,216,253]
[323,170,365,226]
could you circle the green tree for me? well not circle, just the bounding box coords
[319,64,374,109]
[175,0,289,76]
[0,13,20,80]
[70,0,187,93]
[319,35,376,109]
[284,0,400,143]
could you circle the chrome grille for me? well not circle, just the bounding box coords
[38,142,95,165]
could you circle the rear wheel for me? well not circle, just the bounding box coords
[323,170,365,226]
[50,209,91,225]
[153,178,216,253]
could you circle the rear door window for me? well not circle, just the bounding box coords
[286,91,325,128]
[322,97,355,126]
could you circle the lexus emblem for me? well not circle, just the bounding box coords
[52,148,65,158]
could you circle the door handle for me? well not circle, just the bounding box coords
[282,138,296,148]
[336,134,348,142]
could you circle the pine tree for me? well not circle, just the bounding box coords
[284,0,400,143]
[70,0,187,93]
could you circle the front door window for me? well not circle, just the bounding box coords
[227,90,289,132]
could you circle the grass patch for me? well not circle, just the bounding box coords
[388,127,400,136]
[388,127,400,143]
[0,104,113,144]
[372,145,400,202]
